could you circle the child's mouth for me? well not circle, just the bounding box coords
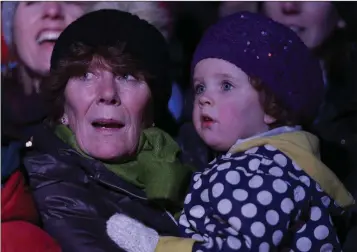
[201,115,215,128]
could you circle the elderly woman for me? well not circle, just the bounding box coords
[23,9,192,252]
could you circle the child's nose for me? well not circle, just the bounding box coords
[199,94,214,107]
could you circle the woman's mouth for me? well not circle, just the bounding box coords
[91,119,124,131]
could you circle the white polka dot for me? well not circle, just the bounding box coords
[192,234,204,242]
[248,158,260,171]
[249,175,263,188]
[259,242,270,252]
[228,217,242,231]
[225,227,238,235]
[206,224,216,232]
[189,220,197,229]
[227,236,241,250]
[233,189,248,201]
[294,186,306,202]
[265,145,277,151]
[311,206,322,221]
[189,205,205,218]
[226,171,240,185]
[185,228,193,234]
[193,179,202,189]
[272,230,283,245]
[204,217,210,225]
[274,153,287,167]
[234,155,247,161]
[243,235,252,248]
[273,179,288,193]
[297,224,306,233]
[217,162,231,171]
[269,167,283,177]
[200,189,209,202]
[321,196,331,207]
[296,237,312,252]
[179,214,190,227]
[217,199,232,215]
[245,147,259,154]
[242,203,257,218]
[250,221,265,237]
[193,173,201,181]
[281,198,294,214]
[261,158,273,166]
[209,172,218,183]
[320,243,333,252]
[299,175,310,187]
[216,237,223,249]
[288,171,299,180]
[314,225,329,240]
[292,161,302,171]
[257,190,272,205]
[184,193,192,204]
[204,237,214,249]
[212,183,224,198]
[316,183,323,192]
[266,210,279,225]
[196,250,204,252]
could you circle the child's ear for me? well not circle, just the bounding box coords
[264,114,276,125]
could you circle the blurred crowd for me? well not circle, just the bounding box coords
[1,1,357,252]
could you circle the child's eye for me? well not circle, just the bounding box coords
[78,72,94,81]
[194,84,205,95]
[222,81,233,91]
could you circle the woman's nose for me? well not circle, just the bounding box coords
[42,2,64,20]
[281,1,301,15]
[98,81,121,106]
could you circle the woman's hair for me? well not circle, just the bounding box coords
[41,42,153,125]
[249,76,301,129]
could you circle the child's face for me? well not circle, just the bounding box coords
[192,58,271,152]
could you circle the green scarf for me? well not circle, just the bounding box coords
[55,125,192,208]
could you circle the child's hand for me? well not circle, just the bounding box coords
[106,213,159,252]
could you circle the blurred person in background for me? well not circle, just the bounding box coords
[262,2,357,250]
[87,1,183,136]
[1,2,88,251]
[262,1,357,182]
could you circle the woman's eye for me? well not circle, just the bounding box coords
[194,84,205,95]
[222,81,233,91]
[79,72,94,81]
[120,74,137,81]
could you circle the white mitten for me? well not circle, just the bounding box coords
[106,213,159,252]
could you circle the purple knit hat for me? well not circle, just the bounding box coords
[192,11,324,125]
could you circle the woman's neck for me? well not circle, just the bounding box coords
[17,64,42,96]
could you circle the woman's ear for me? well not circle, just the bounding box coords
[263,113,277,125]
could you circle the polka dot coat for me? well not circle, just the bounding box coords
[178,145,343,251]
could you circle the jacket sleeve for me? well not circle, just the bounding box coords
[25,157,125,252]
[179,156,305,252]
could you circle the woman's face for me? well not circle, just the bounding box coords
[13,2,86,76]
[63,63,152,161]
[262,2,345,49]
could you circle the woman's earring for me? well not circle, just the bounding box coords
[60,116,68,125]
[151,122,155,127]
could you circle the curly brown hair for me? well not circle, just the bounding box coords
[41,42,154,125]
[249,76,301,129]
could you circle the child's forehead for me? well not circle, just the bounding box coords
[193,58,249,81]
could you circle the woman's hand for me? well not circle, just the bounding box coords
[107,213,159,252]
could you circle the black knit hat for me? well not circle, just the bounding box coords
[50,9,172,123]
